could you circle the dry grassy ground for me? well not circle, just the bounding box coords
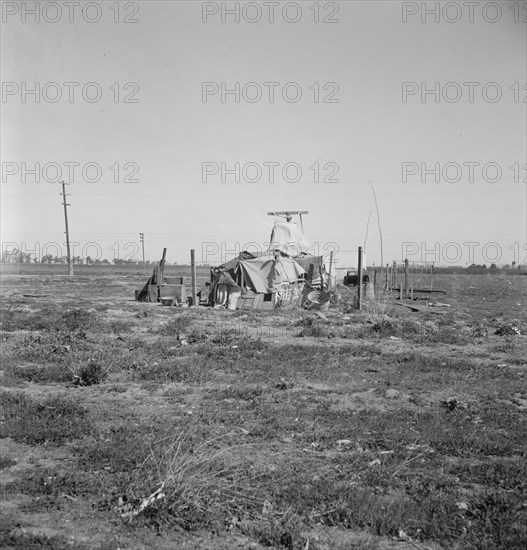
[1,271,526,549]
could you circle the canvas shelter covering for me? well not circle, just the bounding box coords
[268,221,310,256]
[237,254,305,294]
[210,219,329,309]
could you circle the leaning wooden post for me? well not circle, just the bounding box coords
[357,246,363,310]
[328,251,334,290]
[190,249,197,306]
[404,258,409,299]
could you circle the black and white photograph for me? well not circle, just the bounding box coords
[1,1,526,548]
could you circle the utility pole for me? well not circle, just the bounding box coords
[60,181,73,276]
[139,232,145,272]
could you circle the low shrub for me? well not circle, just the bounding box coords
[70,357,110,386]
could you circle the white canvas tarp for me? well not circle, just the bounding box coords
[237,255,305,294]
[268,221,310,256]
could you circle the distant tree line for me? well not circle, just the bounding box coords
[0,251,177,266]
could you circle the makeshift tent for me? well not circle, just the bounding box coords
[210,220,328,310]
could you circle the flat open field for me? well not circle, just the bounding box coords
[1,272,526,549]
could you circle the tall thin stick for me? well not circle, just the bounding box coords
[363,210,372,251]
[369,181,384,270]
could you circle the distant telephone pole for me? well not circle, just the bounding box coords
[139,232,145,272]
[60,181,73,276]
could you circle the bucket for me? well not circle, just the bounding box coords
[306,290,331,311]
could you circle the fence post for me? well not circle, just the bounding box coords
[191,249,197,306]
[328,251,333,290]
[357,246,363,310]
[404,258,409,299]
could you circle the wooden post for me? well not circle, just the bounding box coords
[357,246,363,310]
[159,248,167,281]
[385,263,389,290]
[404,258,409,299]
[155,248,167,302]
[190,249,197,306]
[392,260,397,290]
[328,251,333,290]
[139,233,145,273]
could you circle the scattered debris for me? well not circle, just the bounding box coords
[385,389,400,399]
[275,378,294,390]
[336,439,353,451]
[314,311,329,321]
[424,320,438,332]
[396,302,449,314]
[119,486,166,521]
[440,398,467,412]
[495,323,521,336]
[261,500,273,516]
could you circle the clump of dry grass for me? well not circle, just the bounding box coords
[122,429,266,530]
[362,290,393,322]
[69,357,111,386]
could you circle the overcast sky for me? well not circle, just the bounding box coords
[1,0,526,267]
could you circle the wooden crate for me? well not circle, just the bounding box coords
[237,295,256,310]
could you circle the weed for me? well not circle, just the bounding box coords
[240,513,306,550]
[69,357,110,386]
[463,490,527,549]
[363,292,392,320]
[0,456,16,469]
[494,323,522,336]
[491,339,517,354]
[5,361,72,384]
[77,423,158,474]
[0,529,101,550]
[0,391,92,444]
[155,316,192,336]
[59,308,98,332]
[295,316,339,339]
[121,428,264,530]
[105,319,133,334]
